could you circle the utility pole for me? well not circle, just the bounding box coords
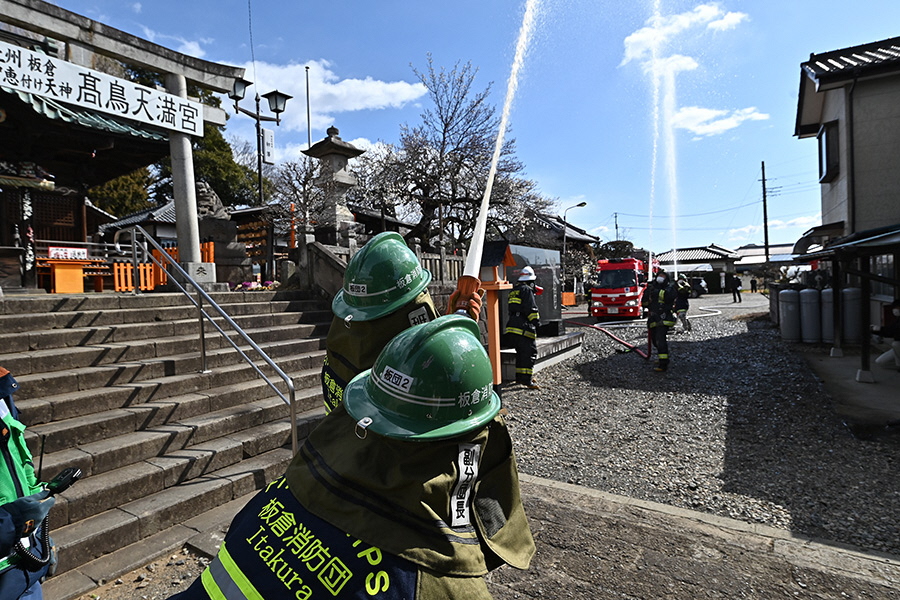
[761,161,770,263]
[614,212,619,241]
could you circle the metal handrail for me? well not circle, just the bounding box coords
[113,226,300,453]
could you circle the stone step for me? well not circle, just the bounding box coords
[11,333,326,401]
[50,447,296,575]
[0,290,317,316]
[42,491,260,600]
[50,417,304,527]
[0,312,329,356]
[0,300,331,338]
[25,364,322,456]
[0,290,333,591]
[17,359,318,427]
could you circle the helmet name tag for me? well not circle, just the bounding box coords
[380,366,413,393]
[348,283,367,295]
[407,306,430,327]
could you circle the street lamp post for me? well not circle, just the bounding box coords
[228,78,292,206]
[561,201,587,292]
[228,79,292,280]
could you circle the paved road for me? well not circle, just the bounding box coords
[485,475,900,599]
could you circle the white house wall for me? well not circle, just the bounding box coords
[818,86,850,231]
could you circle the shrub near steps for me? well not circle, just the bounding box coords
[0,290,332,594]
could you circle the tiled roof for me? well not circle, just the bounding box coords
[98,201,176,232]
[802,37,900,84]
[655,244,737,263]
[533,213,600,244]
[734,243,795,259]
[3,86,168,142]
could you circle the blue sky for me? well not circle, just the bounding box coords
[53,0,900,254]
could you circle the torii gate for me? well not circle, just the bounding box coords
[0,0,245,280]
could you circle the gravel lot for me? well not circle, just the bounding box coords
[505,295,900,556]
[75,294,900,599]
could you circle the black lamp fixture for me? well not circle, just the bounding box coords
[228,77,252,104]
[229,78,292,125]
[261,90,292,123]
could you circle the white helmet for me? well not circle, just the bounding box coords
[518,266,536,281]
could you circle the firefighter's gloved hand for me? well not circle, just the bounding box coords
[447,288,485,321]
[4,491,55,536]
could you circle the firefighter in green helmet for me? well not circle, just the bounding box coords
[169,315,535,600]
[321,231,482,414]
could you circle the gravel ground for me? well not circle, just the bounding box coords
[506,296,900,557]
[75,295,900,599]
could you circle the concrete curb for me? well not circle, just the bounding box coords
[517,473,900,590]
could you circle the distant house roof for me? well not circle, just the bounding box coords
[733,243,797,266]
[796,37,900,137]
[655,244,737,263]
[347,202,414,231]
[802,37,900,85]
[98,201,176,233]
[533,213,600,244]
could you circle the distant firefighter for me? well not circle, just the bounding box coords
[504,266,541,389]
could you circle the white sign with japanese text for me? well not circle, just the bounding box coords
[48,246,88,259]
[262,128,275,164]
[0,40,204,136]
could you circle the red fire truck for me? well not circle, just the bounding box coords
[589,258,652,319]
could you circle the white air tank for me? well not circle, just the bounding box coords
[842,287,861,343]
[779,289,800,342]
[820,288,834,343]
[799,288,821,343]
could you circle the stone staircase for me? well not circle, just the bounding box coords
[0,290,332,599]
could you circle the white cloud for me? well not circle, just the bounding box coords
[727,224,760,240]
[708,11,748,31]
[131,3,142,14]
[175,40,207,58]
[232,60,427,136]
[673,106,769,137]
[621,3,748,66]
[727,214,821,241]
[139,25,210,58]
[769,215,821,229]
[644,54,698,77]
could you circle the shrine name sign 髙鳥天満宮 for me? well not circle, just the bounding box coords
[0,39,204,136]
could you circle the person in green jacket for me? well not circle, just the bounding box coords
[171,315,534,600]
[0,367,56,600]
[321,231,482,413]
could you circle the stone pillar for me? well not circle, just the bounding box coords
[166,73,216,287]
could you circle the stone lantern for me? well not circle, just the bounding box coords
[302,126,365,246]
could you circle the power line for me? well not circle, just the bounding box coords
[616,199,759,219]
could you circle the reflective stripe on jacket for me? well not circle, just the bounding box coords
[505,283,539,338]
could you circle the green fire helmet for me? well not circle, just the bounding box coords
[332,231,433,322]
[343,314,501,441]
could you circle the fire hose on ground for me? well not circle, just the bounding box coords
[563,306,724,361]
[565,319,651,359]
